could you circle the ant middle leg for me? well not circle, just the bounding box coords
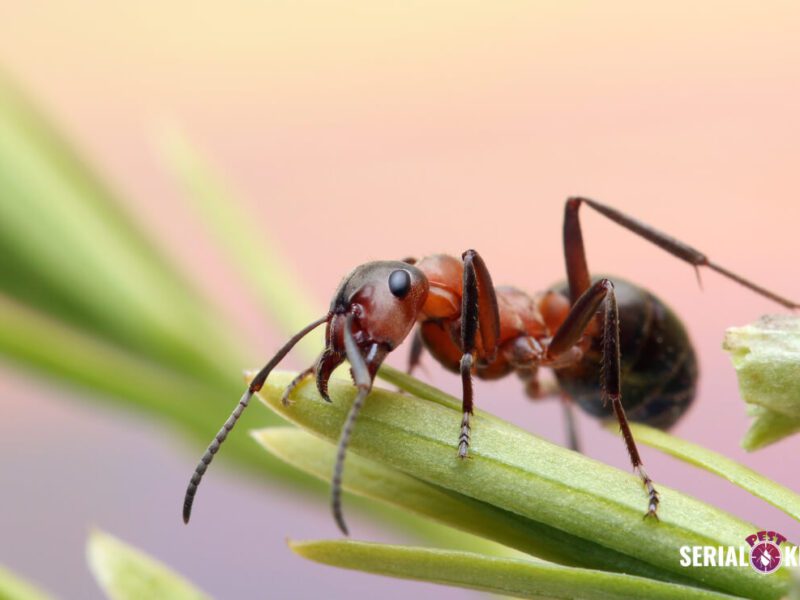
[520,368,581,452]
[560,396,581,453]
[548,278,659,518]
[457,249,500,458]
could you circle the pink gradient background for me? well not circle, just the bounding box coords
[1,2,799,598]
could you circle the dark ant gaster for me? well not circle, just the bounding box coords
[183,198,797,535]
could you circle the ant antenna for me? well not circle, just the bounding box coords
[183,315,329,524]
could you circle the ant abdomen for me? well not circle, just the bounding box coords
[555,278,699,430]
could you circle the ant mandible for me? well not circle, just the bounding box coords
[183,197,797,535]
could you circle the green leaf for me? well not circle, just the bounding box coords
[252,427,509,554]
[741,407,800,453]
[723,315,800,449]
[627,422,800,523]
[0,72,315,492]
[378,364,463,411]
[87,530,210,600]
[0,293,300,485]
[253,427,700,585]
[0,73,243,391]
[157,129,323,360]
[0,566,52,600]
[256,371,789,599]
[289,540,740,600]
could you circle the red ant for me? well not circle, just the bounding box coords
[183,197,797,535]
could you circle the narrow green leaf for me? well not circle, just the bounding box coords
[0,74,199,300]
[0,566,52,600]
[0,73,243,390]
[158,129,323,360]
[0,293,301,484]
[251,428,508,554]
[289,540,739,600]
[378,364,463,411]
[256,371,789,599]
[627,423,800,523]
[253,427,701,585]
[87,530,209,600]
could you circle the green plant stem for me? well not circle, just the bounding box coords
[0,293,301,483]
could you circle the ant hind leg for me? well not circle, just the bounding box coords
[563,196,798,309]
[548,278,659,518]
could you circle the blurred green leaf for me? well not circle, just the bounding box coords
[87,530,210,600]
[0,73,497,552]
[257,371,789,599]
[158,129,323,360]
[0,72,320,494]
[0,566,52,600]
[741,407,800,452]
[0,73,242,390]
[253,427,699,585]
[289,540,739,600]
[628,422,800,523]
[0,291,301,486]
[723,315,800,449]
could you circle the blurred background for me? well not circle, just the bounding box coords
[1,1,799,598]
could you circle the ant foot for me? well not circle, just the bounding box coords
[636,466,660,520]
[457,412,471,459]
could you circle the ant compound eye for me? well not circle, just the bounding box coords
[388,269,412,299]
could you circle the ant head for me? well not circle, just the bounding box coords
[328,261,429,351]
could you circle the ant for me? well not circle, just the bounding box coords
[183,197,797,535]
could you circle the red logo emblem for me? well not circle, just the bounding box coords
[745,531,786,575]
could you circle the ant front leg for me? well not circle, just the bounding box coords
[549,279,659,518]
[280,364,315,406]
[457,249,501,458]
